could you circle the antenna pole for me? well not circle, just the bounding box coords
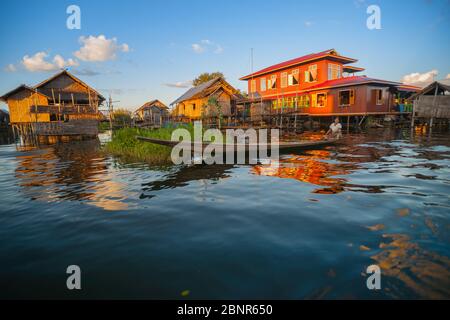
[109,95,113,131]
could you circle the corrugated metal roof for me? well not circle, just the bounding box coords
[305,76,402,90]
[170,78,221,105]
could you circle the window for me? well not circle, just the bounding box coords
[250,80,256,93]
[373,89,383,105]
[328,64,341,80]
[260,78,266,92]
[304,64,318,83]
[288,69,300,86]
[192,103,196,111]
[339,89,355,106]
[312,93,327,107]
[269,75,277,89]
[299,95,310,108]
[281,72,288,88]
[50,114,58,121]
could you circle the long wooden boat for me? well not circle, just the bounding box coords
[135,136,339,151]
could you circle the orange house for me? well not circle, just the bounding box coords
[239,49,420,117]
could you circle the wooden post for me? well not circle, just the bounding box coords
[410,99,416,128]
[430,84,439,131]
[347,115,350,133]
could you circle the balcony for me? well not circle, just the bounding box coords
[29,104,98,115]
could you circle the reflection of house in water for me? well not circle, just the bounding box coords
[14,141,130,211]
[253,140,394,194]
[253,150,354,194]
[140,164,235,198]
[371,233,450,299]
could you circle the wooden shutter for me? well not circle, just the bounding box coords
[350,90,355,105]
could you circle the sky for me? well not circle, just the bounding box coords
[0,0,449,111]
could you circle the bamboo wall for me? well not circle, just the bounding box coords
[8,92,49,123]
[415,96,450,118]
[175,92,233,120]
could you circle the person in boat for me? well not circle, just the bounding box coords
[326,117,342,139]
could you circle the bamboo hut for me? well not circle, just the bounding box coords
[409,81,450,119]
[170,77,240,125]
[133,100,169,126]
[0,70,105,141]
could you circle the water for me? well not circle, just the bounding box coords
[0,128,449,299]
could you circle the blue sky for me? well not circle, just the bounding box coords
[0,0,449,111]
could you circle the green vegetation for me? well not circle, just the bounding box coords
[112,108,133,127]
[98,121,110,132]
[193,72,224,86]
[103,124,195,165]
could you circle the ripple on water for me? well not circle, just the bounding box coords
[0,129,449,299]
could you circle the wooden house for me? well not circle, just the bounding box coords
[0,70,105,139]
[0,109,9,125]
[170,77,239,123]
[134,100,169,124]
[239,49,420,120]
[409,81,450,123]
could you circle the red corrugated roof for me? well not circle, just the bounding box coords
[305,76,401,91]
[240,49,357,80]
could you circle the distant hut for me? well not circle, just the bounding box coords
[134,100,169,125]
[170,77,239,125]
[0,109,9,125]
[0,70,105,140]
[409,81,450,125]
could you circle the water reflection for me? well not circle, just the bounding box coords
[12,139,131,211]
[252,150,355,194]
[1,128,449,299]
[371,233,450,299]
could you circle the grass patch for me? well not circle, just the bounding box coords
[98,121,111,132]
[103,124,194,165]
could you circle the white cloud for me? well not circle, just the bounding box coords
[192,40,223,54]
[304,21,313,27]
[163,81,193,88]
[53,54,78,69]
[74,35,130,62]
[22,52,56,72]
[401,69,438,85]
[446,74,450,79]
[21,52,78,72]
[192,43,205,54]
[4,64,17,72]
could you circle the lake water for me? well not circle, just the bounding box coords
[0,128,449,299]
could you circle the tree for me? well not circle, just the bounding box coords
[193,72,224,86]
[235,89,248,99]
[207,96,223,129]
[112,108,132,127]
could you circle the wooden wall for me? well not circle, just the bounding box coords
[415,96,450,118]
[38,73,100,104]
[175,92,233,120]
[247,58,342,99]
